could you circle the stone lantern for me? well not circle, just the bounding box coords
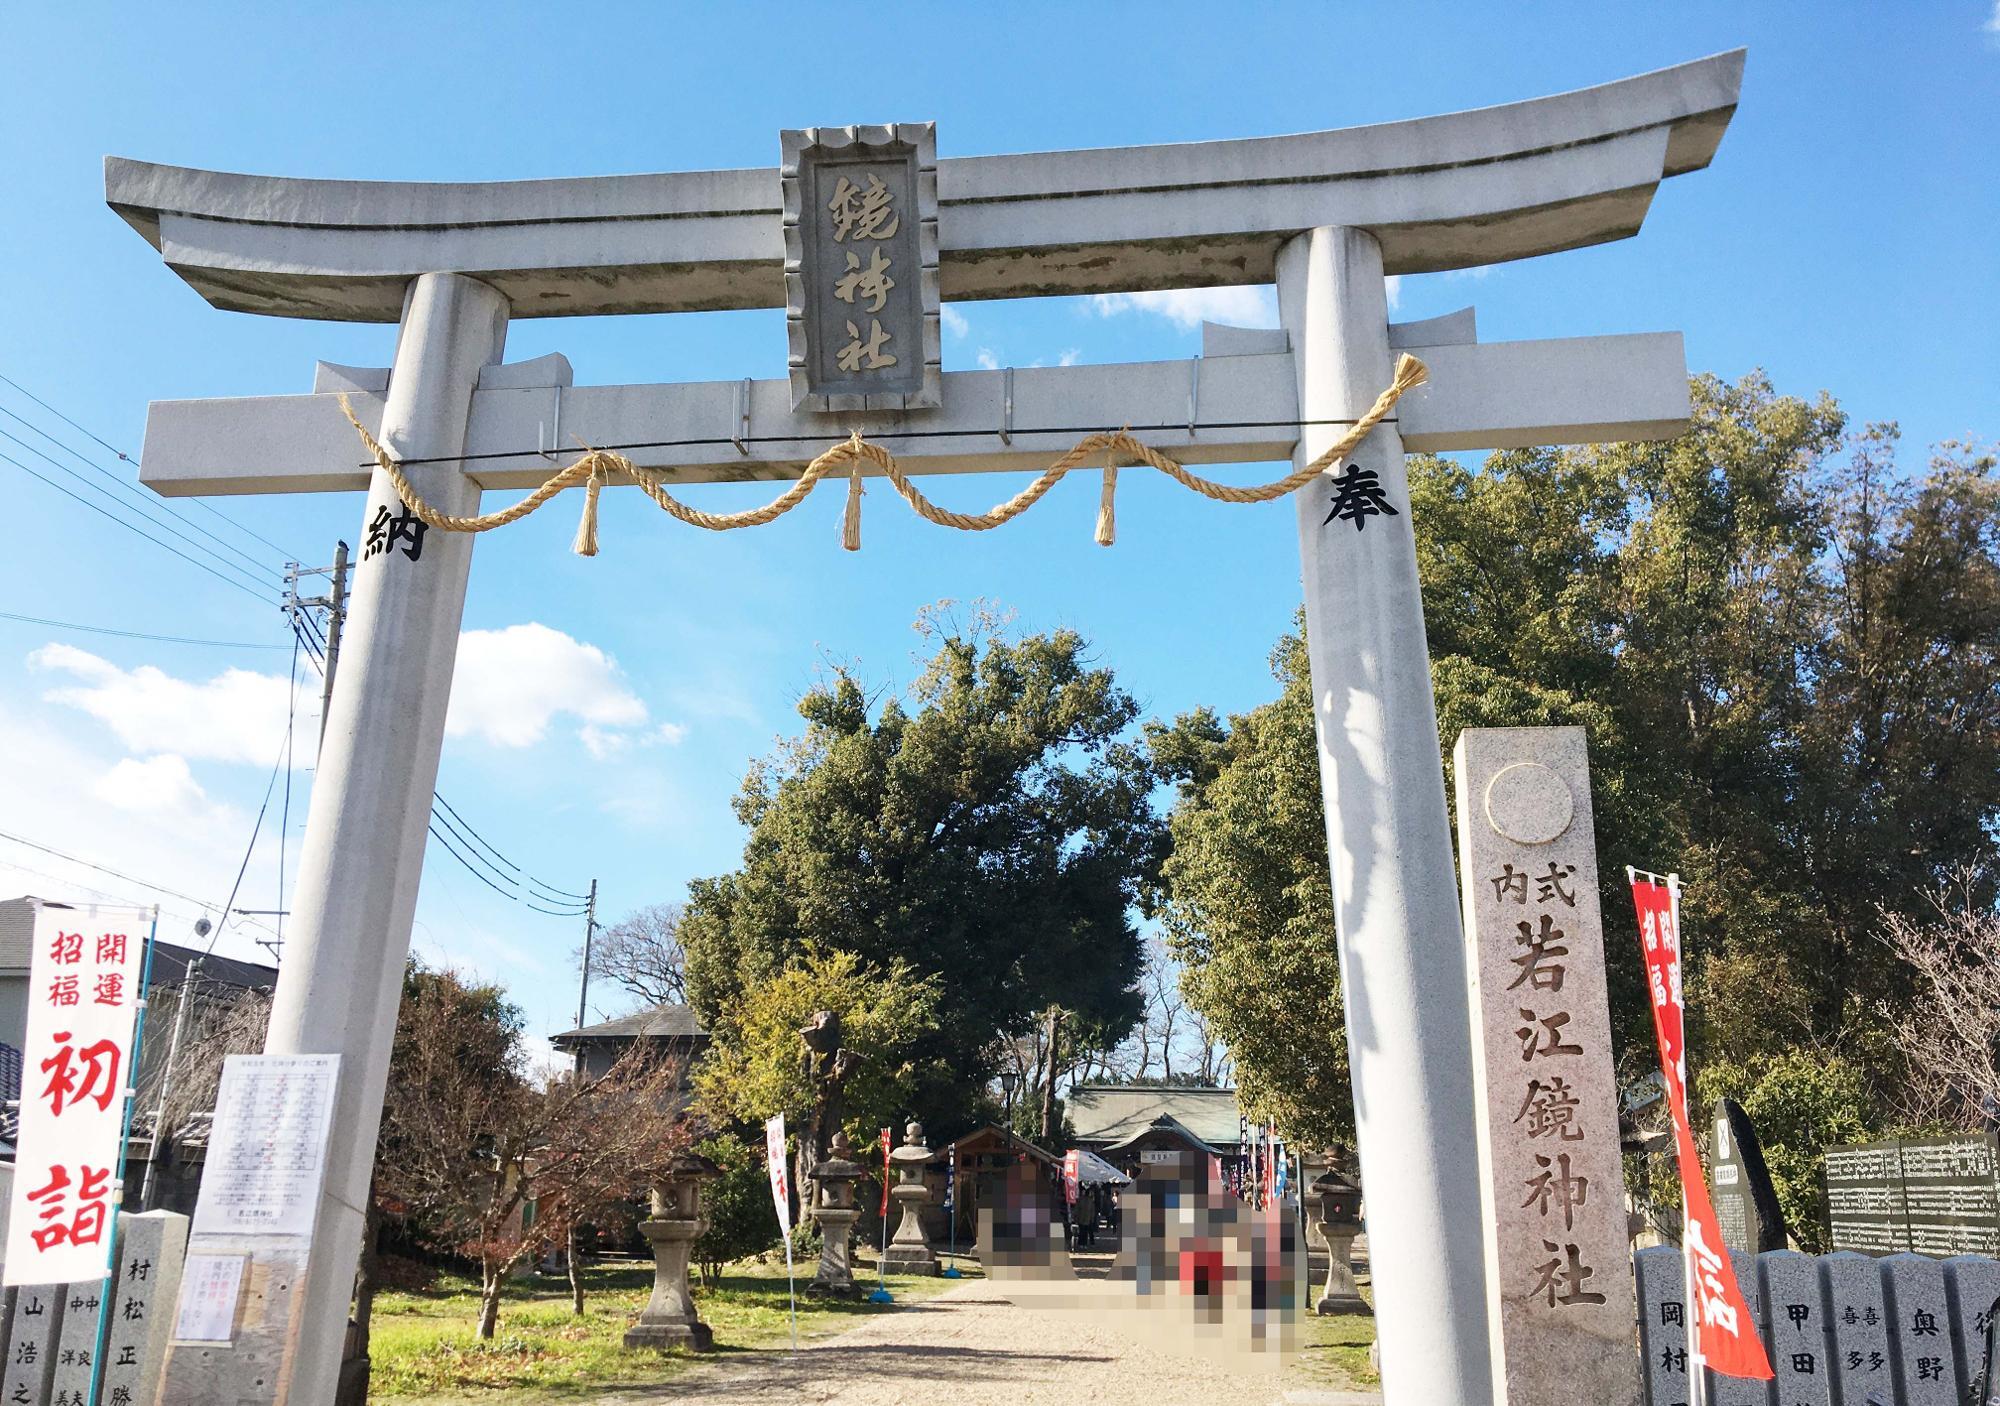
[624,1151,722,1350]
[879,1121,940,1275]
[806,1131,864,1295]
[1309,1168,1370,1316]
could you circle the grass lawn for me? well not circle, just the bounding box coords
[367,1251,980,1401]
[1285,1290,1380,1392]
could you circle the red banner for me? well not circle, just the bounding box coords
[880,1126,893,1217]
[1629,873,1772,1382]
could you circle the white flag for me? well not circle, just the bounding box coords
[6,904,150,1286]
[765,1113,792,1235]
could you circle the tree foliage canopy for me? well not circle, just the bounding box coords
[1156,372,2000,1160]
[681,610,1162,1129]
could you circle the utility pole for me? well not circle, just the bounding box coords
[319,540,349,748]
[282,541,352,754]
[573,878,598,1076]
[1040,1006,1061,1144]
[139,949,204,1211]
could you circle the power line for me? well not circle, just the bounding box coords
[0,402,278,581]
[0,829,278,942]
[289,601,593,916]
[0,424,277,599]
[0,609,288,650]
[0,368,298,560]
[0,447,276,607]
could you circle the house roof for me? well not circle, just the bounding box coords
[549,1003,705,1046]
[0,899,278,990]
[1067,1084,1243,1149]
[146,938,279,992]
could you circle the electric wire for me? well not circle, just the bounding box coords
[0,368,298,559]
[0,424,277,599]
[0,446,277,606]
[0,609,289,650]
[0,403,278,581]
[289,620,592,916]
[0,829,279,943]
[379,415,1403,468]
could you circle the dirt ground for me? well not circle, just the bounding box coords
[585,1281,1382,1406]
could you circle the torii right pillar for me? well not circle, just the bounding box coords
[1281,226,1492,1404]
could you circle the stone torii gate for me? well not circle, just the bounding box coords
[110,50,1742,1406]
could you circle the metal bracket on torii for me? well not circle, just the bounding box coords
[108,48,1744,1406]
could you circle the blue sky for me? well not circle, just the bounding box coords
[1,3,1995,1055]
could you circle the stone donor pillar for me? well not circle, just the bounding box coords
[1455,727,1639,1406]
[1309,1169,1370,1316]
[263,271,509,1406]
[806,1132,864,1295]
[625,1152,721,1351]
[1278,225,1492,1404]
[880,1122,940,1275]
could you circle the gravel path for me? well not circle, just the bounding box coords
[588,1282,1381,1406]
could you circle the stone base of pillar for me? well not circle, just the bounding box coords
[625,1217,713,1352]
[1315,1229,1371,1316]
[807,1207,862,1295]
[883,1179,939,1275]
[622,1319,715,1351]
[880,1245,939,1276]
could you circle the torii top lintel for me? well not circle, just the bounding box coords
[105,51,1741,324]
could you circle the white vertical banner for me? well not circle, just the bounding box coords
[5,902,152,1286]
[764,1112,798,1351]
[764,1113,792,1235]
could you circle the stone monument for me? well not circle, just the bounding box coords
[99,1210,192,1406]
[110,53,1745,1401]
[1710,1096,1789,1252]
[624,1152,720,1352]
[806,1132,864,1296]
[880,1122,940,1276]
[1309,1168,1369,1316]
[1455,727,1640,1406]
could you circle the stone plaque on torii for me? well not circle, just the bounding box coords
[108,49,1743,1406]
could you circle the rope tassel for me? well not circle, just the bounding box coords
[571,462,604,557]
[1095,464,1118,547]
[841,462,864,551]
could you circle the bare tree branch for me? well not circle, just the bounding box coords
[1877,864,2000,1130]
[586,903,689,1011]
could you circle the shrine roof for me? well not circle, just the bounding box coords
[1068,1084,1244,1150]
[104,51,1743,322]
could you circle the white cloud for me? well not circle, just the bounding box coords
[0,696,270,956]
[449,623,648,750]
[1090,285,1277,331]
[940,305,969,338]
[654,721,688,745]
[31,644,308,767]
[1057,348,1082,367]
[975,348,1000,371]
[1384,275,1403,311]
[94,755,208,814]
[1987,0,2000,33]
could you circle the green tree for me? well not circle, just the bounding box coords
[681,608,1161,1132]
[694,947,945,1202]
[1155,372,2000,1146]
[691,1133,781,1284]
[1147,632,1350,1149]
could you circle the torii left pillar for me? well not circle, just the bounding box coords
[268,272,506,1405]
